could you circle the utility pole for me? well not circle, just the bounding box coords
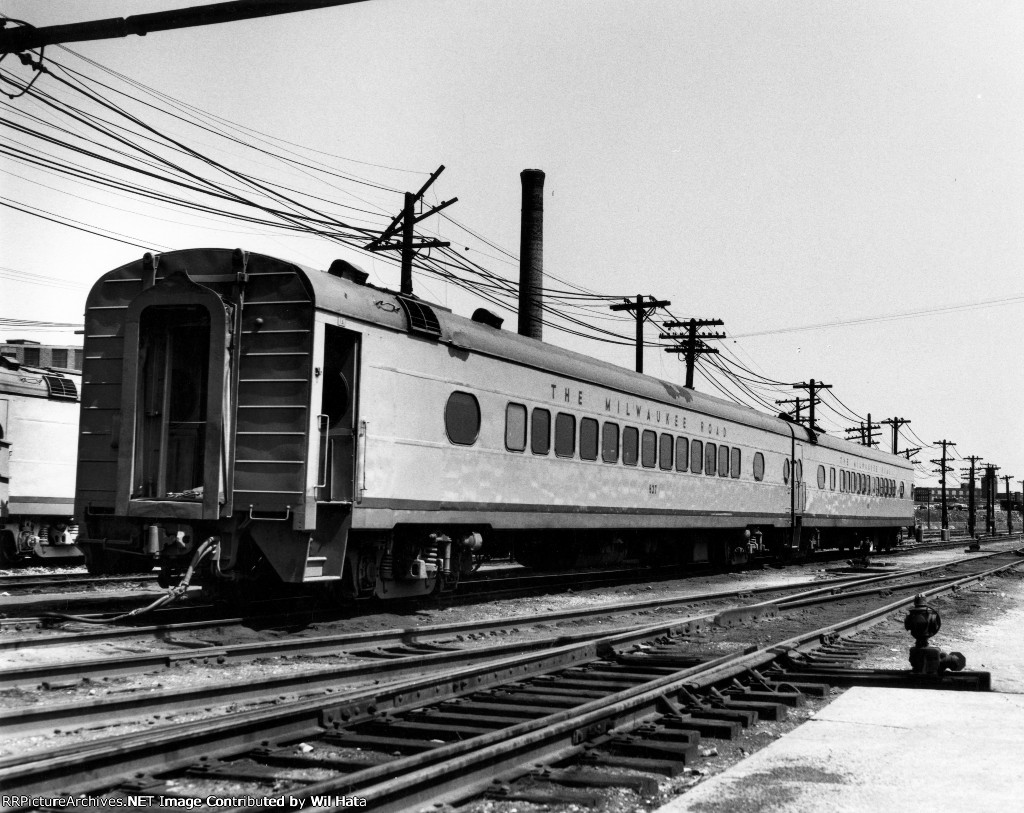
[774,397,805,425]
[880,417,911,455]
[791,379,831,433]
[611,296,671,373]
[0,1,367,54]
[983,464,999,536]
[962,455,983,538]
[1003,475,1015,535]
[844,414,880,447]
[901,447,922,462]
[931,439,955,535]
[365,165,456,296]
[660,318,724,387]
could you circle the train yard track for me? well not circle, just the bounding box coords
[0,572,157,594]
[2,544,1021,810]
[2,531,1013,628]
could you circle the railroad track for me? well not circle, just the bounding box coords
[0,572,157,594]
[6,532,1017,630]
[6,538,1016,688]
[2,547,1020,809]
[0,570,882,734]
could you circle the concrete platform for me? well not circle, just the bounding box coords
[656,687,1024,812]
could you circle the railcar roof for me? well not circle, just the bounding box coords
[297,260,909,471]
[0,361,81,400]
[95,248,908,472]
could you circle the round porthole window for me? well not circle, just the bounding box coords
[444,391,481,445]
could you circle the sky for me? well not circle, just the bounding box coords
[0,0,1021,489]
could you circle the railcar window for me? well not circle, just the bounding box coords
[675,436,689,472]
[753,452,765,481]
[690,439,703,474]
[659,434,674,471]
[623,427,639,466]
[830,467,836,491]
[602,422,619,463]
[580,417,598,461]
[840,470,846,492]
[717,445,729,477]
[531,408,551,455]
[554,412,576,458]
[705,442,717,477]
[900,481,905,498]
[446,392,481,446]
[641,430,657,468]
[783,459,791,484]
[817,465,826,489]
[505,403,527,452]
[730,447,741,479]
[795,460,803,482]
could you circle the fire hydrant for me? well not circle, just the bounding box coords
[904,595,966,675]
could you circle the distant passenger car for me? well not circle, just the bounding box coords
[1,356,82,565]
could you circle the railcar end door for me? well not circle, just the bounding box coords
[318,325,360,504]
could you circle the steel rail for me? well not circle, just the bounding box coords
[11,535,1019,657]
[292,553,1024,812]
[0,569,876,663]
[2,551,1021,801]
[0,574,155,591]
[1,544,998,685]
[1,549,1013,739]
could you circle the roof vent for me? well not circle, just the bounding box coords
[43,374,78,400]
[472,308,503,329]
[328,259,369,285]
[396,297,441,338]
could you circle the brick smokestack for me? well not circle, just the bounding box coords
[518,168,545,340]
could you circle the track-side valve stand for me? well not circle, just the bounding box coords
[904,595,967,676]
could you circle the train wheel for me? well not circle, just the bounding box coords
[728,545,750,568]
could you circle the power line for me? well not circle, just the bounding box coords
[731,295,1024,339]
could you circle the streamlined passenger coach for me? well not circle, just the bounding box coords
[1,357,82,564]
[75,248,914,600]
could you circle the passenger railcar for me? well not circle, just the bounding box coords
[74,248,914,598]
[1,356,82,565]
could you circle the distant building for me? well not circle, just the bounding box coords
[0,339,82,371]
[914,486,1021,509]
